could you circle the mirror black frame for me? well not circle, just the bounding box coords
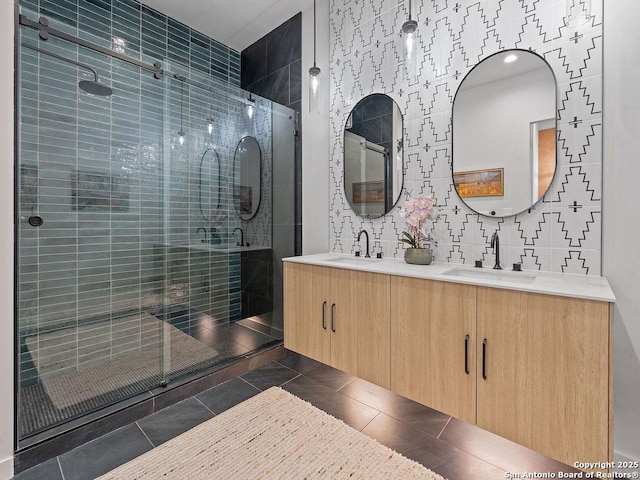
[199,147,221,221]
[342,93,405,219]
[451,48,558,218]
[233,135,262,221]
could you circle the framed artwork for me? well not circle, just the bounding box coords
[238,185,253,214]
[352,180,385,204]
[71,170,129,211]
[453,168,504,197]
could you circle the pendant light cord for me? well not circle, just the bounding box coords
[408,0,412,20]
[313,0,317,68]
[180,81,184,131]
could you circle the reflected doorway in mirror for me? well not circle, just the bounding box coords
[452,49,557,218]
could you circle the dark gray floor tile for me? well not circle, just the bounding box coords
[13,457,62,480]
[304,364,356,390]
[236,316,282,337]
[196,377,261,414]
[406,444,507,480]
[278,353,355,391]
[137,397,214,447]
[360,412,439,456]
[278,351,325,374]
[227,324,275,350]
[240,361,299,390]
[340,378,450,438]
[58,424,152,480]
[439,418,580,475]
[282,375,379,431]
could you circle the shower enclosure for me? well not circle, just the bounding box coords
[16,9,292,446]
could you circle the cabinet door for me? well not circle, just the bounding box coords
[330,269,391,389]
[391,277,477,424]
[283,263,331,364]
[477,287,610,466]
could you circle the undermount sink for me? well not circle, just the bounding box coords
[325,256,383,265]
[443,267,537,284]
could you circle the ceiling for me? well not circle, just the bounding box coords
[139,0,313,52]
[460,51,550,90]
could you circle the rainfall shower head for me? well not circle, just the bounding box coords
[78,80,113,97]
[22,43,113,97]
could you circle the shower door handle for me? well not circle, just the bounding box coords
[322,301,327,330]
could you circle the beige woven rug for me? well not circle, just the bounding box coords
[26,314,218,410]
[97,387,446,480]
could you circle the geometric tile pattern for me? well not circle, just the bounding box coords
[329,0,603,275]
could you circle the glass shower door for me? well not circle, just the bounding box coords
[16,9,290,445]
[16,28,168,442]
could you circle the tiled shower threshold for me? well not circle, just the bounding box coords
[14,342,286,474]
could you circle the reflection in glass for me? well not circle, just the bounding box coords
[343,94,404,218]
[199,148,221,221]
[234,136,262,220]
[452,49,557,217]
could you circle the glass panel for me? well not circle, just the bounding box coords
[17,24,170,441]
[16,11,290,444]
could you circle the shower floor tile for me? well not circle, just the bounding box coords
[17,316,279,440]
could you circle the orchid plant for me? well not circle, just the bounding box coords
[399,193,438,249]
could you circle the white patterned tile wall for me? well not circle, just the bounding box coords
[329,0,603,275]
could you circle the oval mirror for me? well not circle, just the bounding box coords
[343,93,404,218]
[199,148,221,221]
[452,49,557,217]
[233,136,262,220]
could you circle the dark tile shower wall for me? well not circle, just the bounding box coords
[241,13,302,256]
[240,249,274,317]
[349,94,394,154]
[241,13,302,113]
[241,13,301,333]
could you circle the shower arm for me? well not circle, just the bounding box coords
[22,43,99,82]
[19,14,251,108]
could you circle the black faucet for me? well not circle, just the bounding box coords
[356,229,371,258]
[232,227,245,246]
[490,230,502,270]
[197,227,207,243]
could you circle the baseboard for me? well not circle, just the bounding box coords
[0,455,14,480]
[614,451,640,474]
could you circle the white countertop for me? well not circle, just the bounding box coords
[283,253,616,303]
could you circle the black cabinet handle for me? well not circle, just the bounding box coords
[330,303,336,332]
[482,338,487,380]
[464,334,470,375]
[322,301,327,330]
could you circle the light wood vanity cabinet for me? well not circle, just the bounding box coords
[283,263,332,363]
[391,277,477,424]
[284,262,612,468]
[283,263,391,388]
[476,287,611,467]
